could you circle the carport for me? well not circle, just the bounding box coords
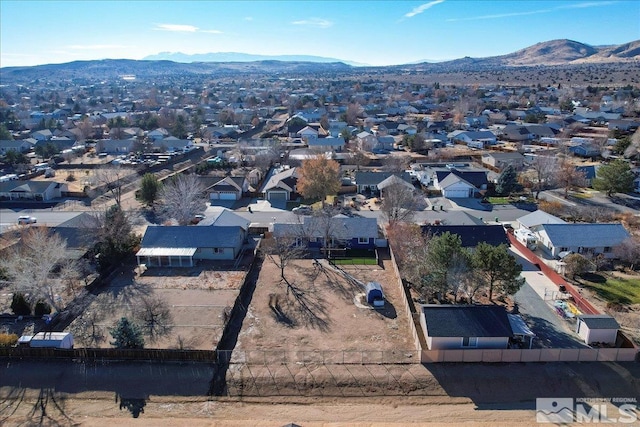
[508,313,536,349]
[136,247,196,267]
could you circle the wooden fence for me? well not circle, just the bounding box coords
[389,246,424,352]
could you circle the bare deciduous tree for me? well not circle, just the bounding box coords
[382,155,409,173]
[0,227,74,311]
[159,173,206,225]
[261,234,307,287]
[529,155,558,199]
[95,165,130,206]
[380,182,424,225]
[614,237,640,270]
[134,296,173,341]
[70,294,109,347]
[556,158,587,198]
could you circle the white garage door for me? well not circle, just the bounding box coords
[268,191,287,201]
[444,189,469,198]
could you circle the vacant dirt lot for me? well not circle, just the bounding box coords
[234,257,415,364]
[68,262,248,350]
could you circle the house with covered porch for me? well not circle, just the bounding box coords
[136,225,245,267]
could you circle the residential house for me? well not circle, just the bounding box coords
[328,120,348,138]
[136,225,245,267]
[152,136,190,152]
[147,128,170,141]
[356,131,377,152]
[307,136,345,153]
[432,168,488,198]
[374,135,396,152]
[377,174,415,198]
[420,225,509,248]
[0,140,32,155]
[447,130,497,149]
[354,171,412,195]
[608,119,640,132]
[420,305,513,350]
[517,210,566,232]
[481,152,526,171]
[0,180,67,201]
[575,165,599,186]
[208,176,248,201]
[535,223,630,259]
[31,129,53,142]
[272,214,379,253]
[95,138,136,154]
[568,143,601,158]
[261,166,299,202]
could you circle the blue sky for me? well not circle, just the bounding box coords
[1,1,639,67]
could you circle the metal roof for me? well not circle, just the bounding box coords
[136,247,197,257]
[422,305,513,338]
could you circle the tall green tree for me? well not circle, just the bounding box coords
[421,232,470,300]
[94,205,140,271]
[0,123,13,140]
[592,159,634,196]
[138,173,161,207]
[110,317,144,349]
[495,165,518,196]
[472,243,524,301]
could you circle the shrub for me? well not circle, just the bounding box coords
[11,293,31,316]
[0,333,18,347]
[34,300,52,316]
[66,173,76,182]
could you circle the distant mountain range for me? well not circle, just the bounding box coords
[1,39,638,84]
[143,51,368,67]
[142,39,639,67]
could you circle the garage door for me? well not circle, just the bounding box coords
[444,189,469,198]
[268,191,287,201]
[220,192,237,200]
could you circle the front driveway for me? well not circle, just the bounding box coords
[510,248,588,349]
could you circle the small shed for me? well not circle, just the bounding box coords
[576,315,620,345]
[365,282,384,306]
[24,332,74,349]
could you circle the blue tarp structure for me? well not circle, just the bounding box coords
[365,282,384,304]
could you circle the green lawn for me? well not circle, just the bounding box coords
[581,275,640,305]
[487,197,511,204]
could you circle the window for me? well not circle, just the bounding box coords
[358,237,369,244]
[462,337,478,347]
[603,247,612,253]
[559,247,569,252]
[213,248,224,254]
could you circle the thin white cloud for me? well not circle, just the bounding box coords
[291,18,333,28]
[557,1,618,9]
[447,1,616,22]
[153,23,223,34]
[404,0,445,18]
[244,16,253,21]
[155,24,199,32]
[67,44,130,50]
[447,9,550,22]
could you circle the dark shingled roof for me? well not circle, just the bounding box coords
[422,305,513,338]
[421,225,508,248]
[578,315,620,330]
[354,171,411,186]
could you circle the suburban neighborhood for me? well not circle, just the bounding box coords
[1,35,640,425]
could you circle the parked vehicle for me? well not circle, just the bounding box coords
[17,215,37,225]
[292,205,312,215]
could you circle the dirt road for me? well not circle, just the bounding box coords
[1,360,638,426]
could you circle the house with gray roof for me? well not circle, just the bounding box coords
[0,180,67,201]
[136,225,245,266]
[535,223,630,259]
[420,305,513,350]
[481,152,526,171]
[273,214,379,252]
[354,171,412,195]
[517,210,565,232]
[432,168,488,198]
[260,166,299,202]
[421,225,508,248]
[208,176,248,201]
[0,140,32,155]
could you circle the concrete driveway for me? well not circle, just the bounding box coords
[510,247,588,349]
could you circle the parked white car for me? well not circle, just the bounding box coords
[17,215,37,225]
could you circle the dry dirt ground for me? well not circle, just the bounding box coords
[1,360,638,426]
[67,261,248,350]
[234,258,415,364]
